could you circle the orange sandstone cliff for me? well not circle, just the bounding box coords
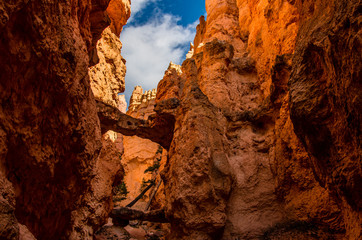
[152,0,361,239]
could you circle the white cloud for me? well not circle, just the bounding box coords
[129,0,158,22]
[120,14,197,103]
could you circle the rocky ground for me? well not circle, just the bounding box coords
[94,219,168,240]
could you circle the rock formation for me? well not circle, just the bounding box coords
[70,0,131,238]
[121,87,166,210]
[97,99,175,150]
[128,86,157,113]
[118,95,127,113]
[0,0,131,239]
[288,1,361,238]
[0,0,360,239]
[151,0,361,239]
[89,27,127,108]
[89,0,130,108]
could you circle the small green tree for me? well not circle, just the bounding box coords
[144,160,161,174]
[156,145,163,154]
[138,146,163,198]
[113,182,129,202]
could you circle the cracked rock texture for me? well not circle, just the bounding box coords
[89,0,130,108]
[0,0,130,239]
[89,27,127,108]
[73,0,131,238]
[154,0,361,239]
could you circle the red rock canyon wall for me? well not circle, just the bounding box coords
[0,0,130,239]
[154,0,361,239]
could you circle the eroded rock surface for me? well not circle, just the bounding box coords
[160,59,232,239]
[289,0,362,238]
[97,100,175,150]
[121,87,165,209]
[89,27,127,108]
[0,172,18,240]
[74,0,131,238]
[128,86,157,113]
[153,0,361,239]
[0,0,130,239]
[89,0,130,108]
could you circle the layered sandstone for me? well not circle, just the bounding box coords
[89,27,127,108]
[71,0,131,238]
[89,0,130,108]
[0,0,130,239]
[154,0,361,239]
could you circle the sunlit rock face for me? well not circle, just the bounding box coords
[128,86,157,113]
[89,27,127,108]
[158,59,233,240]
[118,94,127,113]
[155,0,361,239]
[0,0,130,239]
[107,0,131,38]
[89,0,130,108]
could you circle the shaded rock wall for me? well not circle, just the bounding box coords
[0,171,18,239]
[72,0,131,238]
[154,0,361,239]
[289,0,361,238]
[0,0,130,239]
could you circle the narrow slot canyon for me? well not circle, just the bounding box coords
[0,0,361,240]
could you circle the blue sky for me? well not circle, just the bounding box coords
[120,0,206,105]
